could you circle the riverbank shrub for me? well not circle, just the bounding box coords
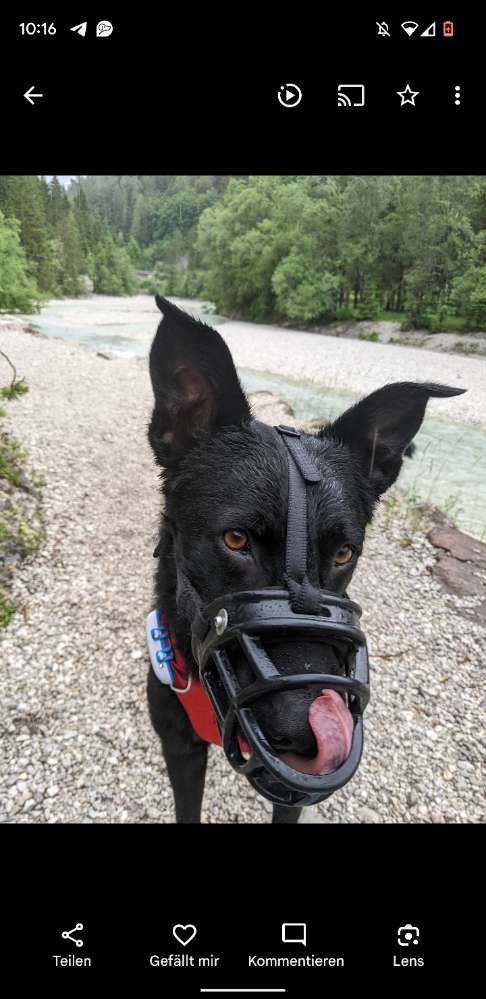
[0,355,44,629]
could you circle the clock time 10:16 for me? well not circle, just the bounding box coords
[19,23,56,35]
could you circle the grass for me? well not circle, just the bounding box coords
[335,306,408,324]
[452,342,479,355]
[391,438,486,543]
[426,316,471,334]
[379,310,408,323]
[0,506,45,556]
[380,436,486,544]
[400,432,468,534]
[358,330,380,342]
[381,489,430,542]
[334,307,482,335]
[0,587,16,628]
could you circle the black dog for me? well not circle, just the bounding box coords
[146,295,464,823]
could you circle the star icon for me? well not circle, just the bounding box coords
[397,83,420,106]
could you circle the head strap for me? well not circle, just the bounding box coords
[274,425,321,588]
[251,421,323,615]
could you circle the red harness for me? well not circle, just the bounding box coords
[166,617,249,752]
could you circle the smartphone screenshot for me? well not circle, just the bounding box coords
[0,10,483,986]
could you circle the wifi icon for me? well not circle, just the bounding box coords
[401,21,419,37]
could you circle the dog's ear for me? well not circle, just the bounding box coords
[322,382,466,497]
[148,296,251,466]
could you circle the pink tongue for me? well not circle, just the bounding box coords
[280,690,353,775]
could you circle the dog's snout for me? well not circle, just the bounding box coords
[267,720,317,757]
[252,640,346,758]
[270,734,294,750]
[258,686,322,757]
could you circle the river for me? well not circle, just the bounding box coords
[20,295,486,540]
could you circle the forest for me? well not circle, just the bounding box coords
[0,175,485,331]
[0,175,137,311]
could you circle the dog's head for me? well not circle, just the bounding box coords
[148,296,464,769]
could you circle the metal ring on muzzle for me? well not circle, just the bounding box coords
[191,588,370,807]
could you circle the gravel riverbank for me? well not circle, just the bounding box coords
[215,319,486,429]
[6,295,486,427]
[0,327,484,824]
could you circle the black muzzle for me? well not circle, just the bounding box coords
[191,423,370,808]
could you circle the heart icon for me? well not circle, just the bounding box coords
[172,924,197,947]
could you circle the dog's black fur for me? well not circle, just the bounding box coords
[146,295,465,823]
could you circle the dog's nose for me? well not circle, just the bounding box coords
[250,640,346,759]
[268,727,317,757]
[269,735,294,752]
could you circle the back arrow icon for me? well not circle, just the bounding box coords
[24,86,43,105]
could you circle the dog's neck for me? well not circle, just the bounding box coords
[154,523,197,668]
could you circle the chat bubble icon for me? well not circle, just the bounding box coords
[282,922,307,946]
[96,21,113,37]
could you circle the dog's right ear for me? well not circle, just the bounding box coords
[322,381,466,498]
[148,296,251,466]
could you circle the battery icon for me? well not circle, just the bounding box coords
[443,20,454,37]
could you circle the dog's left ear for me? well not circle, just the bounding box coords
[323,381,466,497]
[148,296,251,466]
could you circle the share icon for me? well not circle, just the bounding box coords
[61,923,84,947]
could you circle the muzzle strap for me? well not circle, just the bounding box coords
[275,425,322,613]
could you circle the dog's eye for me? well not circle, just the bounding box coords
[223,529,249,551]
[335,545,354,566]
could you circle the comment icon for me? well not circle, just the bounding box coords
[281,922,307,946]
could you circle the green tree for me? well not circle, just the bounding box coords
[47,175,70,229]
[126,235,141,266]
[73,186,96,257]
[0,210,39,312]
[57,210,84,295]
[272,254,340,322]
[0,175,56,293]
[450,265,486,329]
[91,232,137,294]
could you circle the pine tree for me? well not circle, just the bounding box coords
[0,209,39,312]
[47,176,69,229]
[0,176,55,292]
[126,235,141,266]
[73,187,94,257]
[58,210,84,295]
[0,176,19,218]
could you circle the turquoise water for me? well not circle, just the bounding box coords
[21,300,224,358]
[32,323,150,354]
[241,368,486,541]
[21,300,486,540]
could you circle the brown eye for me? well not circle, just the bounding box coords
[335,545,354,566]
[223,529,249,551]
